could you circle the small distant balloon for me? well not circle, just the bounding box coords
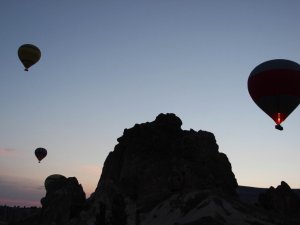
[248,59,300,130]
[18,44,41,71]
[35,147,47,163]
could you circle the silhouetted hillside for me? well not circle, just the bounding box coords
[237,186,268,203]
[3,186,300,224]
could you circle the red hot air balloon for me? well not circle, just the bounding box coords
[248,59,300,130]
[35,147,47,163]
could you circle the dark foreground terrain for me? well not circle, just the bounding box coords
[2,114,300,225]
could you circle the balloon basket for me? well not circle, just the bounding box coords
[275,124,283,131]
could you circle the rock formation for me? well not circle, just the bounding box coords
[74,113,247,225]
[98,113,237,204]
[40,174,86,225]
[8,174,86,225]
[76,113,299,225]
[258,181,300,215]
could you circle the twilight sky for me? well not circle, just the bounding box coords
[1,1,300,207]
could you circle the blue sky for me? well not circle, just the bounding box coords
[1,1,300,206]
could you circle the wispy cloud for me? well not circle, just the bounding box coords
[0,198,40,207]
[0,147,18,157]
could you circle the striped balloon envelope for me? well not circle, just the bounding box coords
[248,59,300,130]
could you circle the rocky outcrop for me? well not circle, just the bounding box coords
[258,181,300,215]
[99,113,237,202]
[77,113,238,225]
[7,175,86,225]
[40,174,86,225]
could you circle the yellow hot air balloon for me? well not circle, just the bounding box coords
[18,44,41,71]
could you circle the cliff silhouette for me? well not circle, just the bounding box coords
[7,113,300,225]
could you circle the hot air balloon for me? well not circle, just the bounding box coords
[35,147,47,163]
[248,59,300,130]
[18,44,41,71]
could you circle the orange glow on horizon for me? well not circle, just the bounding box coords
[0,198,41,207]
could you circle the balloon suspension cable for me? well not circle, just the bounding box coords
[275,124,283,131]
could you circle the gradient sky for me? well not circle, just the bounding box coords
[1,1,300,207]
